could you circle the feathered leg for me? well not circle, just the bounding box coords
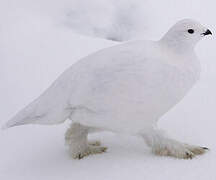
[140,128,208,159]
[65,123,107,159]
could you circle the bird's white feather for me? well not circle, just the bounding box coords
[4,19,206,134]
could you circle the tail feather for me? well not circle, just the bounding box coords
[2,65,75,129]
[3,102,71,129]
[3,88,72,129]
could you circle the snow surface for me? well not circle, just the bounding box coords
[0,0,216,179]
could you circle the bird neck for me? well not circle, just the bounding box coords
[159,35,195,55]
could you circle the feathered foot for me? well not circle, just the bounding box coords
[141,128,209,159]
[65,123,107,159]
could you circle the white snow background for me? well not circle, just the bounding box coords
[0,0,216,179]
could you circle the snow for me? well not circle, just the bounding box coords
[0,0,216,179]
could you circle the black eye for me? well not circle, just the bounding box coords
[188,29,194,34]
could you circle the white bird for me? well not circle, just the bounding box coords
[3,19,212,159]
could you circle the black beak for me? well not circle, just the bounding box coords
[203,29,212,36]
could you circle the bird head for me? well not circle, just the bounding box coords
[160,19,212,52]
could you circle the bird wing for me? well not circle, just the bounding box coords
[3,40,154,129]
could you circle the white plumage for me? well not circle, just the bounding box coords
[3,19,212,159]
